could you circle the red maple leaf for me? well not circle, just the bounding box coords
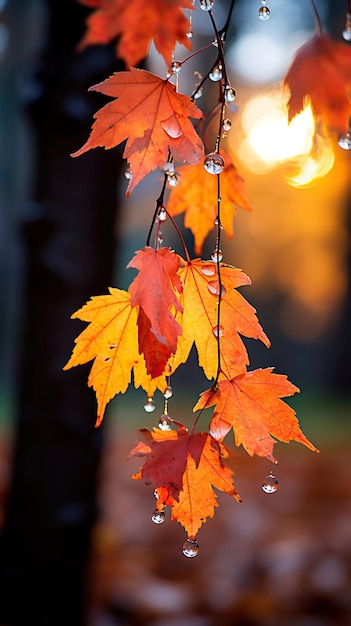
[194,368,319,463]
[128,425,241,538]
[78,0,194,67]
[72,67,204,195]
[284,34,351,132]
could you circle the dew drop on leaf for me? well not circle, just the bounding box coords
[211,249,223,262]
[201,266,216,276]
[199,0,214,11]
[163,385,173,399]
[151,509,166,524]
[204,152,225,175]
[182,538,199,557]
[258,6,270,20]
[261,472,279,493]
[338,132,351,150]
[158,414,173,430]
[144,397,156,413]
[212,325,224,338]
[171,60,182,74]
[209,67,222,82]
[207,280,226,297]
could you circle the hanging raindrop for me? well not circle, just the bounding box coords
[342,13,351,40]
[182,538,200,557]
[204,152,225,175]
[194,87,203,100]
[124,169,132,180]
[224,86,236,103]
[158,207,167,222]
[338,131,351,150]
[261,472,279,494]
[258,6,270,20]
[163,385,173,399]
[158,414,173,430]
[167,173,179,187]
[171,60,182,74]
[209,66,222,82]
[211,249,223,262]
[222,118,232,132]
[151,509,166,524]
[199,0,214,11]
[144,397,156,413]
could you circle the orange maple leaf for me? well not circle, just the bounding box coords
[78,0,194,67]
[194,368,319,463]
[63,288,168,425]
[167,150,252,254]
[172,259,270,380]
[284,34,351,132]
[128,425,241,538]
[72,67,204,195]
[127,247,183,377]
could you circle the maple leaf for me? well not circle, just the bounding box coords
[167,150,252,254]
[194,368,319,463]
[128,425,241,538]
[78,0,194,67]
[72,67,204,195]
[172,259,270,381]
[284,34,351,132]
[63,288,168,425]
[127,247,183,377]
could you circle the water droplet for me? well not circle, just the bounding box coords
[260,0,267,4]
[124,169,132,180]
[212,325,224,338]
[207,280,226,297]
[342,13,351,40]
[224,86,236,103]
[163,385,173,399]
[151,509,166,524]
[204,152,225,175]
[222,118,232,132]
[164,162,174,173]
[199,0,214,11]
[144,397,155,413]
[194,88,203,100]
[167,173,179,187]
[261,472,278,494]
[338,132,351,150]
[209,66,222,82]
[158,414,173,430]
[186,26,193,39]
[211,249,223,262]
[258,6,270,19]
[182,538,199,557]
[109,343,116,349]
[214,217,223,229]
[158,207,167,222]
[154,489,159,499]
[171,60,182,74]
[158,232,164,245]
[201,266,215,276]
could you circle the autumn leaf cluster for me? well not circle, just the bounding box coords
[64,0,349,545]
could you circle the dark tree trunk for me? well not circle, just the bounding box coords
[0,2,123,624]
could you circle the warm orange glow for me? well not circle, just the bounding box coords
[236,90,334,186]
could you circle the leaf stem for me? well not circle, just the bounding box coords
[308,0,323,35]
[146,172,168,247]
[213,172,223,388]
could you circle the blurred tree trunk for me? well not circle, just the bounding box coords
[0,2,123,624]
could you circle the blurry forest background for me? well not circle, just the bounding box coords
[0,1,351,625]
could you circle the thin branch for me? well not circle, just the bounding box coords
[308,0,323,35]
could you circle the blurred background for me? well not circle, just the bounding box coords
[0,0,350,625]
